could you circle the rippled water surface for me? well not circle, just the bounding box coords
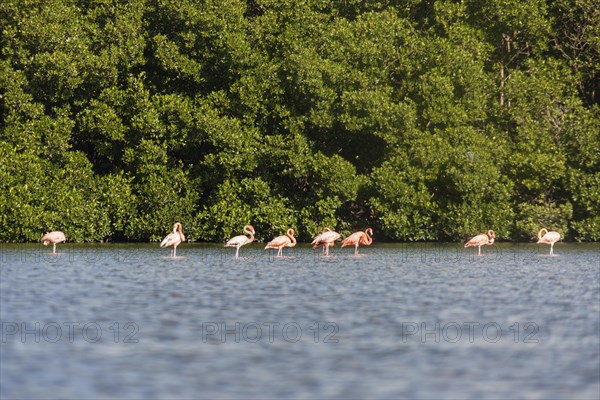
[1,242,599,399]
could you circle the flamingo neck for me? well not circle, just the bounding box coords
[365,228,373,246]
[244,226,254,241]
[538,228,547,240]
[287,229,297,245]
[172,223,184,241]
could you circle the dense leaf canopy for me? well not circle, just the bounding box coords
[1,0,598,242]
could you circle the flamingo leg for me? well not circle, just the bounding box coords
[278,247,283,257]
[355,244,359,255]
[478,245,481,256]
[173,246,177,257]
[550,243,554,255]
[53,243,57,254]
[235,245,240,258]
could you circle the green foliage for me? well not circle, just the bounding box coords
[0,0,598,242]
[199,178,296,242]
[369,156,440,241]
[515,201,573,241]
[0,142,120,242]
[568,170,600,241]
[571,216,600,242]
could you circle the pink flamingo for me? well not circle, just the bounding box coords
[41,231,66,254]
[160,222,185,257]
[265,228,297,257]
[341,228,373,255]
[464,230,495,256]
[312,228,341,256]
[537,228,561,255]
[225,225,255,258]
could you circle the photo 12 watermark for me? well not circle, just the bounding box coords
[0,242,570,266]
[201,321,340,344]
[399,321,540,344]
[1,321,140,344]
[0,244,144,265]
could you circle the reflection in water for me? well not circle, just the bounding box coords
[1,243,599,399]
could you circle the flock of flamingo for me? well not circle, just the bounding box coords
[462,228,561,256]
[40,225,562,257]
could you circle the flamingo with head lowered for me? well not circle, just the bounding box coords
[342,228,373,255]
[225,225,255,258]
[265,228,297,257]
[537,228,561,255]
[160,222,185,257]
[41,231,66,254]
[312,228,341,256]
[464,230,495,256]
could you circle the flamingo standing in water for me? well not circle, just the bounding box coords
[160,222,185,257]
[312,228,341,256]
[537,228,561,255]
[265,228,297,257]
[464,230,495,256]
[41,231,66,254]
[225,225,255,258]
[341,228,373,255]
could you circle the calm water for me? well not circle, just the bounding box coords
[1,242,599,399]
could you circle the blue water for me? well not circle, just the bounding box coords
[1,243,599,399]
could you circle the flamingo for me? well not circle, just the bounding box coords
[341,228,373,255]
[225,225,255,258]
[464,230,495,256]
[160,222,185,257]
[265,228,297,257]
[311,228,341,256]
[537,228,561,255]
[41,231,66,254]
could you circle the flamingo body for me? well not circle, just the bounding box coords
[265,228,297,257]
[41,231,66,254]
[537,228,561,255]
[312,228,341,256]
[225,225,255,257]
[341,228,373,255]
[160,222,185,257]
[464,230,495,256]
